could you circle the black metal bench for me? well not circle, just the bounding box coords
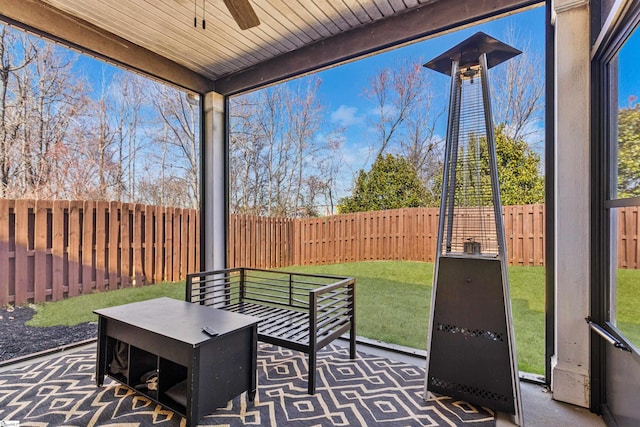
[185,267,356,394]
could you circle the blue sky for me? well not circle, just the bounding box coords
[619,24,640,107]
[319,5,546,115]
[309,6,547,187]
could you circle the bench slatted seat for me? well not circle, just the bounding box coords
[186,268,356,394]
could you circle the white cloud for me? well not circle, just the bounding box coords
[367,103,398,118]
[330,105,365,127]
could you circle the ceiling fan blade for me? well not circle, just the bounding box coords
[223,0,260,30]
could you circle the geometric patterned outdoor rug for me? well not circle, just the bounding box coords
[0,343,495,426]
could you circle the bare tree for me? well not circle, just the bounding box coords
[0,26,97,200]
[491,24,545,146]
[0,24,200,207]
[363,59,445,203]
[149,84,200,209]
[229,76,342,216]
[0,26,37,197]
[12,39,89,199]
[107,73,149,201]
[83,69,123,200]
[229,95,268,213]
[63,70,151,202]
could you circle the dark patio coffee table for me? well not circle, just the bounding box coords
[95,297,259,427]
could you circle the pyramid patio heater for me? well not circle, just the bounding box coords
[423,32,523,426]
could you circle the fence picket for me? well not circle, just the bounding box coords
[34,200,50,303]
[0,199,9,306]
[121,203,131,288]
[133,203,144,286]
[108,202,120,289]
[179,208,187,278]
[82,201,95,293]
[95,201,108,292]
[154,206,164,282]
[194,208,200,272]
[14,200,30,305]
[144,204,154,282]
[164,207,173,282]
[68,201,82,297]
[635,208,640,269]
[51,201,65,301]
[173,208,181,279]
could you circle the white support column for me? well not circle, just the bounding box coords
[203,91,226,271]
[552,0,591,408]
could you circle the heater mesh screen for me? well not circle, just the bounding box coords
[441,68,499,256]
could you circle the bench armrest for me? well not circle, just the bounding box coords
[309,277,356,348]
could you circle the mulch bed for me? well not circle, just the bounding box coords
[0,305,97,363]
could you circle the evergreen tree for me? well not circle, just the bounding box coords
[431,125,544,206]
[338,154,429,213]
[493,124,545,205]
[617,104,640,198]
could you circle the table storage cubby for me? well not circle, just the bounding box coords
[95,298,259,427]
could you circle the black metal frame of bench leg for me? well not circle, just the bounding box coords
[307,332,357,394]
[309,293,319,395]
[307,286,357,395]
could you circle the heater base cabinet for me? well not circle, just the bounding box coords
[95,298,259,427]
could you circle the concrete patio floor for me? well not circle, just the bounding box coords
[352,338,606,427]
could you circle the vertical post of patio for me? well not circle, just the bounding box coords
[203,91,227,272]
[203,91,228,309]
[552,0,591,409]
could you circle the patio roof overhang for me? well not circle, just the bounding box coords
[0,0,541,96]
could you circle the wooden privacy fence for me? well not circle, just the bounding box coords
[0,199,199,306]
[9,202,640,306]
[618,205,640,269]
[228,204,546,269]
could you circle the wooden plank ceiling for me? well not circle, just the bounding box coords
[1,0,540,94]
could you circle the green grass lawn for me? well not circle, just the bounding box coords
[615,269,640,345]
[287,261,546,374]
[25,261,640,376]
[26,281,184,327]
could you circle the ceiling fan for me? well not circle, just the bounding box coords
[222,0,260,30]
[186,0,260,30]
